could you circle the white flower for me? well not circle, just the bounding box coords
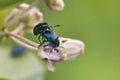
[5,3,43,34]
[2,1,85,72]
[38,37,85,72]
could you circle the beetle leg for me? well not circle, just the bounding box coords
[39,42,44,47]
[38,35,44,47]
[38,34,41,43]
[54,48,59,52]
[50,47,54,53]
[39,38,47,47]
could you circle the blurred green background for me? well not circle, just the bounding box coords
[0,0,120,80]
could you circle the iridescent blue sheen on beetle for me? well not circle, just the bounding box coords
[33,22,59,52]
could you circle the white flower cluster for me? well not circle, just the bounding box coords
[1,0,85,72]
[4,3,43,34]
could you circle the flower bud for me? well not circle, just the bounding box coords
[5,3,43,33]
[45,0,64,11]
[38,37,85,71]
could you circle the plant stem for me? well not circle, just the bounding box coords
[7,32,39,47]
[9,36,38,51]
[4,31,39,51]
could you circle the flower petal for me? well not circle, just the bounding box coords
[59,37,85,60]
[38,42,62,62]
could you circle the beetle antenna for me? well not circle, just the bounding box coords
[53,25,60,27]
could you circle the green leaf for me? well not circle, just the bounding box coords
[0,47,45,80]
